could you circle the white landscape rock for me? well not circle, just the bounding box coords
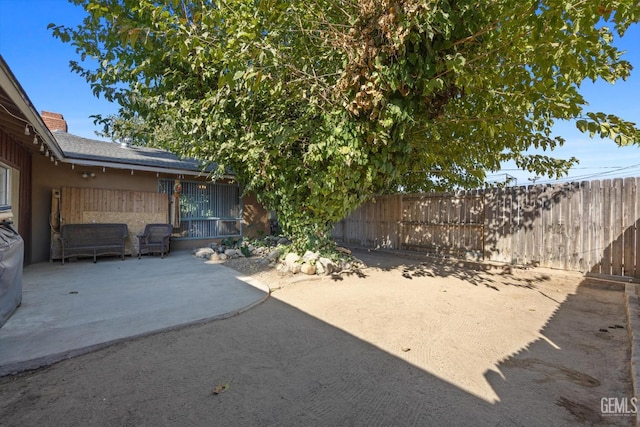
[300,263,316,275]
[194,247,214,258]
[284,253,302,274]
[317,257,337,275]
[302,251,320,262]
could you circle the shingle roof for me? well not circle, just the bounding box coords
[53,131,213,173]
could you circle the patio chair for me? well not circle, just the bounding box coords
[137,223,172,259]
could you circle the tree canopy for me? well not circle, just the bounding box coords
[51,0,640,252]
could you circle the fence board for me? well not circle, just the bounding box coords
[611,179,624,276]
[592,180,603,274]
[636,177,640,278]
[560,184,570,270]
[484,188,498,260]
[502,187,513,263]
[539,185,552,267]
[602,180,613,275]
[511,186,521,264]
[611,180,621,274]
[527,185,537,266]
[564,181,580,271]
[623,178,636,277]
[580,181,591,272]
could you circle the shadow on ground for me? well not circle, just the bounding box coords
[349,248,553,291]
[0,251,632,426]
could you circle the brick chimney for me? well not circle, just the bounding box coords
[41,111,68,132]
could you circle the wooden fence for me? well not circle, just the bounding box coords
[332,177,640,279]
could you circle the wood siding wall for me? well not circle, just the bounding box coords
[0,128,32,264]
[52,187,169,258]
[333,178,640,279]
[59,187,169,225]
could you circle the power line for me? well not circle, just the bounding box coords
[498,166,634,171]
[532,163,640,185]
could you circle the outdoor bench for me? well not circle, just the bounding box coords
[59,223,128,264]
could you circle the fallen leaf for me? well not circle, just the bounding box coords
[212,383,230,395]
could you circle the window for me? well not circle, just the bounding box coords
[159,179,242,239]
[0,163,10,207]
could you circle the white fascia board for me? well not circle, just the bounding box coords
[58,157,235,179]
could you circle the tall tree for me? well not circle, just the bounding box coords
[51,0,640,252]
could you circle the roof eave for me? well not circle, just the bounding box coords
[0,56,64,160]
[58,157,234,179]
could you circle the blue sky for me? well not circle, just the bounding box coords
[0,0,119,139]
[0,0,639,185]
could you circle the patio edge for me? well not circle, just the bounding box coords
[0,280,270,377]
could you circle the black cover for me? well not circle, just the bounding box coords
[0,222,24,327]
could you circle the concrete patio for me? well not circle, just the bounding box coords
[0,250,269,376]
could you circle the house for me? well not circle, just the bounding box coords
[0,55,269,265]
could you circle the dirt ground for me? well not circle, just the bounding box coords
[0,249,633,426]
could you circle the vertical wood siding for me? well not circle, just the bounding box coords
[0,128,32,264]
[59,187,169,229]
[53,187,169,258]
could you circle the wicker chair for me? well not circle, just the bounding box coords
[137,224,172,259]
